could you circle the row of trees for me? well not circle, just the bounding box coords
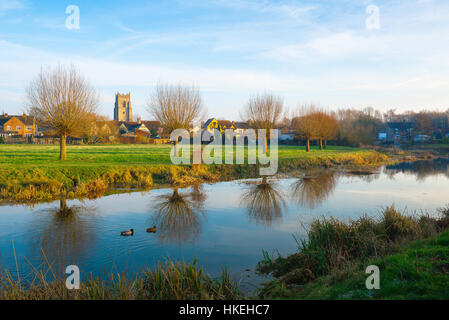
[292,106,339,152]
[25,65,339,159]
[27,65,448,160]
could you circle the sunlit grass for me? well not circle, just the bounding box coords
[0,144,388,203]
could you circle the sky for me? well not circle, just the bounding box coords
[1,0,449,120]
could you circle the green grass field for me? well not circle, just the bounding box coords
[0,144,389,203]
[0,144,373,167]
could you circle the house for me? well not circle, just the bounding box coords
[379,122,414,143]
[202,118,220,135]
[202,118,236,135]
[141,120,164,137]
[0,113,36,137]
[216,120,235,132]
[118,121,151,136]
[234,122,250,134]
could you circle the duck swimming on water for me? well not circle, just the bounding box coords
[146,225,157,233]
[120,229,134,236]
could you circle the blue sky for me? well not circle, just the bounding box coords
[1,0,449,120]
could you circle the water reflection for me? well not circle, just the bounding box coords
[1,158,449,285]
[385,158,449,181]
[151,188,205,245]
[290,170,338,209]
[189,184,207,211]
[28,199,97,272]
[240,177,286,227]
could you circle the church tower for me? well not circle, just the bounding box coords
[114,92,132,122]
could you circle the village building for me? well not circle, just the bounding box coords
[234,122,250,134]
[141,120,164,137]
[216,120,236,132]
[0,113,36,137]
[202,118,236,135]
[117,121,151,137]
[114,92,133,122]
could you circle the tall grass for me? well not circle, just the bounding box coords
[257,206,449,287]
[0,258,241,300]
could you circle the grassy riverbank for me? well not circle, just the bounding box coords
[0,144,388,203]
[257,206,449,300]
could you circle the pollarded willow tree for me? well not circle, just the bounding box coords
[243,93,284,153]
[27,65,99,160]
[148,84,204,154]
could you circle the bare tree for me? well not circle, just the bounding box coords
[243,93,283,153]
[27,65,99,160]
[148,84,204,153]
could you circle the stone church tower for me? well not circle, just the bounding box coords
[114,92,133,122]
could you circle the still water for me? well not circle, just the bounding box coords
[0,159,448,288]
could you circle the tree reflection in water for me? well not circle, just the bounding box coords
[385,158,449,182]
[151,187,205,245]
[240,177,286,227]
[290,170,338,209]
[189,184,207,211]
[28,199,97,273]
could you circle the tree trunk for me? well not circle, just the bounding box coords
[319,139,323,150]
[306,138,310,152]
[264,135,268,154]
[60,134,67,160]
[324,140,327,149]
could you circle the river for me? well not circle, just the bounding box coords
[0,159,448,291]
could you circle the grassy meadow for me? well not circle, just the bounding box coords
[0,144,389,203]
[0,144,380,166]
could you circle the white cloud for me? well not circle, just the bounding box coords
[2,0,449,116]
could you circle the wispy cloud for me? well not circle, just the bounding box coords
[0,0,24,12]
[206,0,316,19]
[1,0,449,117]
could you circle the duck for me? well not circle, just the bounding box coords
[120,229,134,236]
[146,225,157,233]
